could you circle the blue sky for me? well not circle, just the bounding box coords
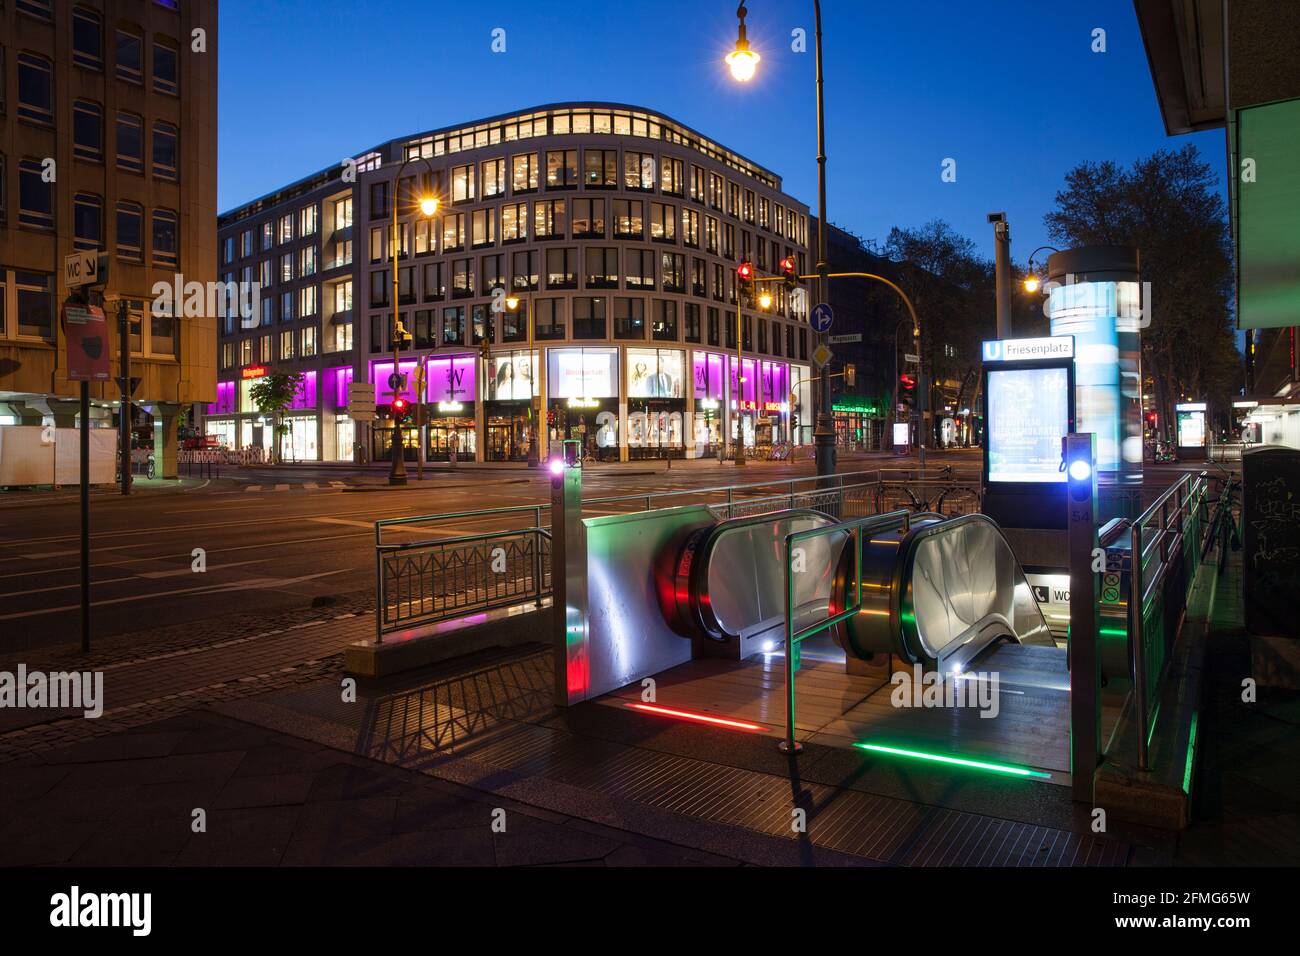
[217,0,1228,262]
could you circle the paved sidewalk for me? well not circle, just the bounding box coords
[0,709,741,866]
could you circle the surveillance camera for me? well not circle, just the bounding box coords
[986,212,1006,224]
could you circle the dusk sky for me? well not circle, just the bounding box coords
[217,0,1229,263]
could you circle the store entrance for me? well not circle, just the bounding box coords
[428,422,475,461]
[552,400,618,462]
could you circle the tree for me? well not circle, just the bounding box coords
[1043,145,1240,438]
[247,371,305,464]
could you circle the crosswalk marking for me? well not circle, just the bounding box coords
[244,485,261,493]
[274,484,289,491]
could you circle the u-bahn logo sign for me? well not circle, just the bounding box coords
[982,335,1074,363]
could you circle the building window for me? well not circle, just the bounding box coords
[300,246,317,276]
[572,199,605,238]
[17,54,54,125]
[442,213,466,252]
[584,248,618,289]
[239,339,253,365]
[452,258,475,299]
[300,286,318,317]
[150,209,178,266]
[472,304,493,345]
[613,199,643,239]
[545,248,576,289]
[626,249,655,289]
[583,149,617,188]
[572,297,607,339]
[72,101,104,162]
[422,262,444,302]
[116,113,144,172]
[502,203,529,243]
[71,194,102,249]
[72,8,104,70]
[281,291,295,322]
[16,0,54,20]
[334,196,353,229]
[280,330,296,360]
[334,279,354,314]
[261,222,275,250]
[614,297,645,340]
[512,153,539,193]
[115,29,143,83]
[260,259,273,288]
[281,253,294,282]
[369,181,389,219]
[451,164,475,204]
[330,321,353,353]
[153,40,178,95]
[660,157,684,197]
[691,257,707,297]
[652,300,678,341]
[624,152,655,191]
[279,214,293,244]
[650,203,676,242]
[300,205,318,236]
[116,202,143,261]
[152,122,179,180]
[18,160,54,229]
[302,325,318,357]
[660,253,685,293]
[16,271,55,342]
[481,254,504,296]
[471,208,496,248]
[534,298,565,340]
[682,209,700,248]
[442,306,465,346]
[369,269,389,307]
[511,250,538,292]
[684,302,701,343]
[481,158,505,198]
[546,150,578,189]
[534,200,566,239]
[690,166,706,204]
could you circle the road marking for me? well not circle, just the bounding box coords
[274,484,289,492]
[244,485,261,492]
[0,569,348,621]
[308,516,460,536]
[303,482,318,490]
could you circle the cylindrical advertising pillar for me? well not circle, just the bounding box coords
[1045,247,1143,492]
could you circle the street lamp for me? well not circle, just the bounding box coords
[387,156,440,486]
[504,293,540,467]
[727,0,834,480]
[1023,245,1059,294]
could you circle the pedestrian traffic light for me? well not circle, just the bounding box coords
[899,373,916,408]
[844,363,856,387]
[779,256,798,289]
[736,260,754,306]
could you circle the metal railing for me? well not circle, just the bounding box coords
[1125,470,1209,769]
[778,509,914,754]
[375,505,549,641]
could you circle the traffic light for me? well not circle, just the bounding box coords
[899,373,916,408]
[478,337,491,364]
[736,260,754,306]
[844,363,856,387]
[779,256,798,289]
[390,396,411,422]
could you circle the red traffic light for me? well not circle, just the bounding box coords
[899,374,915,389]
[736,261,753,281]
[779,257,795,274]
[391,397,410,415]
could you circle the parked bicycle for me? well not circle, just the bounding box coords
[1202,469,1241,574]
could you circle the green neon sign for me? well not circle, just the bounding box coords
[833,400,880,415]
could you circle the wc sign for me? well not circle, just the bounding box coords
[982,335,1074,363]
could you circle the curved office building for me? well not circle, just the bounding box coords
[211,103,815,463]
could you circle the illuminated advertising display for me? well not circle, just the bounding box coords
[627,349,684,398]
[486,352,537,401]
[547,348,618,399]
[1176,404,1207,447]
[986,366,1071,483]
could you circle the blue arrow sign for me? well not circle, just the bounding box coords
[810,302,834,333]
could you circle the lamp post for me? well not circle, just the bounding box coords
[728,0,833,478]
[387,156,440,485]
[1022,245,1060,294]
[505,293,540,467]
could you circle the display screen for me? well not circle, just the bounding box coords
[547,348,617,399]
[987,366,1070,483]
[486,353,536,401]
[627,348,684,399]
[1177,410,1206,447]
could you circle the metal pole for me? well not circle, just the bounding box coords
[734,293,745,465]
[993,217,1012,339]
[80,380,91,652]
[416,355,425,481]
[527,297,540,467]
[118,299,131,494]
[389,166,408,485]
[1130,522,1148,770]
[812,0,835,480]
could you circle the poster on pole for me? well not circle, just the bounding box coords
[62,302,111,381]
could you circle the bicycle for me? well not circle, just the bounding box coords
[1202,470,1241,574]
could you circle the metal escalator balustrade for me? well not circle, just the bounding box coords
[837,513,1054,674]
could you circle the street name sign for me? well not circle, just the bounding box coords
[829,333,861,344]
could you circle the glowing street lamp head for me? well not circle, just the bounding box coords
[1023,275,1040,293]
[505,295,520,312]
[758,291,773,310]
[726,2,760,82]
[727,46,760,82]
[418,196,440,217]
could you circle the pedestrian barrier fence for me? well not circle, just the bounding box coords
[1119,470,1209,770]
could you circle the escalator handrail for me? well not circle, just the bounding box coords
[889,512,1049,660]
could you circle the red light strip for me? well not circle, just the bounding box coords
[625,703,765,732]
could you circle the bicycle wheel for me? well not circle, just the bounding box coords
[936,486,980,516]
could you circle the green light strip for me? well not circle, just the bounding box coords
[1182,711,1199,794]
[853,742,1053,779]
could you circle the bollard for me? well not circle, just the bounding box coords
[1065,433,1100,802]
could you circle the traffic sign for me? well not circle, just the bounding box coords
[812,343,833,369]
[904,353,920,364]
[829,333,861,344]
[810,303,834,333]
[387,372,407,391]
[64,251,106,289]
[348,381,376,421]
[62,302,110,380]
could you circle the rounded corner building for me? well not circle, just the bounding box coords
[210,103,815,464]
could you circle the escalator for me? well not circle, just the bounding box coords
[661,508,1052,674]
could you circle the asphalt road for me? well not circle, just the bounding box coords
[0,449,1222,655]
